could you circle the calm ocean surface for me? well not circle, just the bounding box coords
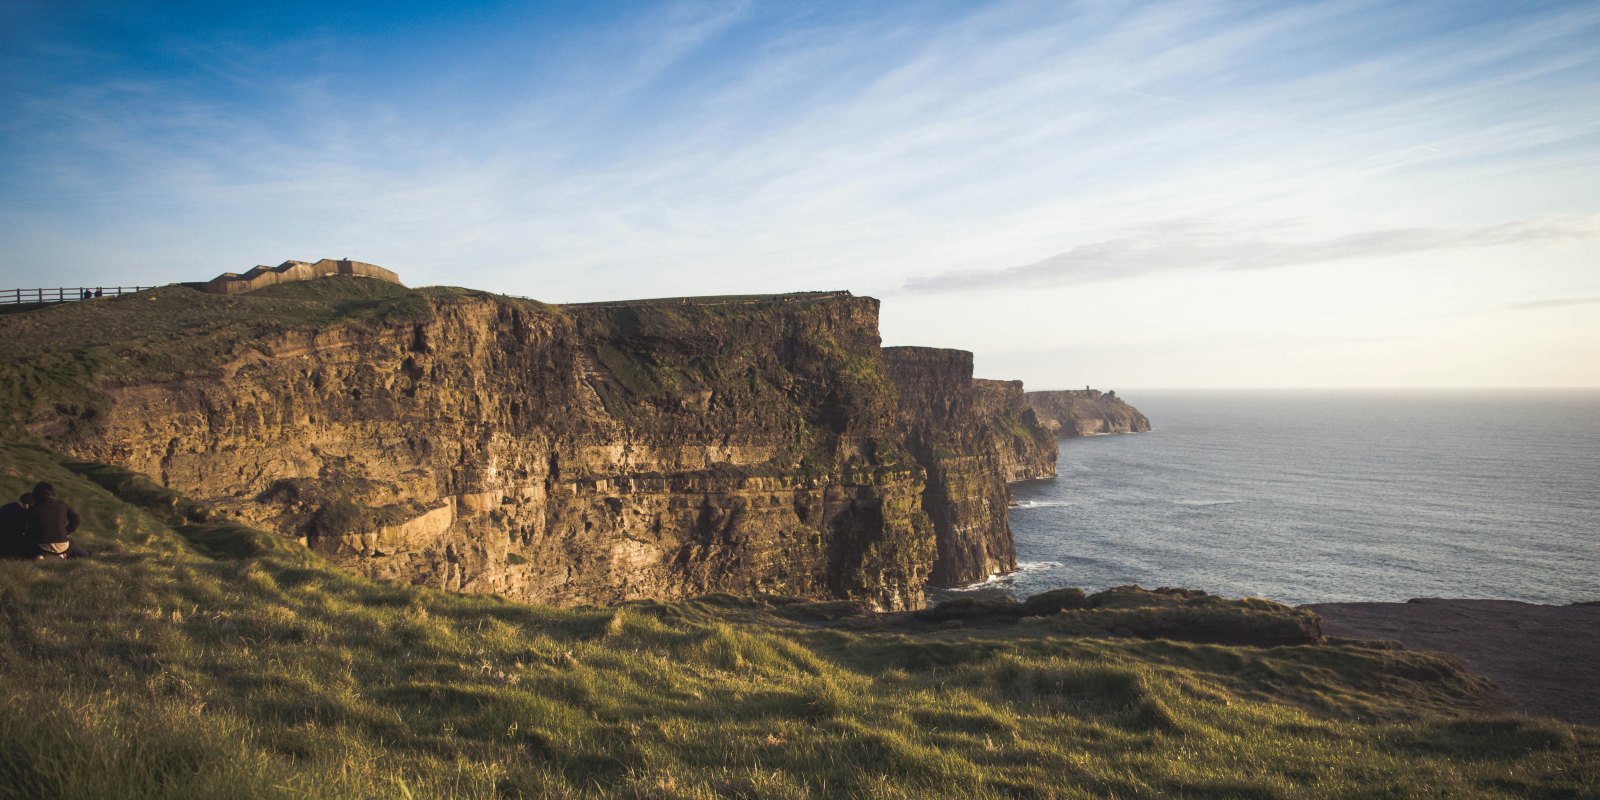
[986,390,1600,606]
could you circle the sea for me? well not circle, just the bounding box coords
[976,390,1600,606]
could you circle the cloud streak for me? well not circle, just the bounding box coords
[904,215,1600,293]
[1505,296,1600,311]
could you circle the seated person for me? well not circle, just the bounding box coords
[26,483,79,559]
[0,492,33,558]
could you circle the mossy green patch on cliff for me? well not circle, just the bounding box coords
[1,444,1593,799]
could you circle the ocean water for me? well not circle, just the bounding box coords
[984,390,1600,606]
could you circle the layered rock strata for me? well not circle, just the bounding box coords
[40,287,935,609]
[971,379,1057,482]
[882,348,1019,588]
[1026,389,1151,437]
[185,258,401,295]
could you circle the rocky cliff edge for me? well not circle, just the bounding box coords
[2,281,937,609]
[1026,389,1151,437]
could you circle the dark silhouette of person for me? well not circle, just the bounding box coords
[81,289,91,300]
[26,482,79,559]
[0,491,33,558]
[94,287,103,298]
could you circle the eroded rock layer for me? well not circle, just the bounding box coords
[45,287,935,609]
[1026,389,1151,437]
[971,379,1057,482]
[882,347,1016,588]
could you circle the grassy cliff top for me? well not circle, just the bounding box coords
[0,442,1593,799]
[0,279,560,433]
[562,290,853,309]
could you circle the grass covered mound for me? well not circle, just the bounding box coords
[0,443,1595,799]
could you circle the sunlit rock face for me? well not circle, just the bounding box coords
[1026,389,1152,437]
[61,290,935,610]
[971,379,1057,483]
[881,347,1039,588]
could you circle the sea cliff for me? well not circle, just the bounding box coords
[1027,388,1151,437]
[0,279,1061,608]
[972,379,1057,482]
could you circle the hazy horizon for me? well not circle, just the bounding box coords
[3,1,1597,389]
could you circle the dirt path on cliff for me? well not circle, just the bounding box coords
[1306,599,1600,727]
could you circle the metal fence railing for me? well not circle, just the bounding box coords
[1,286,156,305]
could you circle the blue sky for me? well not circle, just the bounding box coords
[2,0,1597,387]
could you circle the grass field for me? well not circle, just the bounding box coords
[0,442,1594,799]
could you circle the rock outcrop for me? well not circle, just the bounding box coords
[185,259,402,295]
[1026,389,1150,437]
[29,285,935,610]
[972,379,1057,482]
[882,348,1020,587]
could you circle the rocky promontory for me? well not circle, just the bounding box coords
[884,349,1008,587]
[1027,388,1151,437]
[1,277,1060,609]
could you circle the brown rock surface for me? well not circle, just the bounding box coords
[1307,599,1600,726]
[882,348,1037,587]
[971,379,1056,482]
[186,258,402,294]
[16,285,936,610]
[1026,389,1150,437]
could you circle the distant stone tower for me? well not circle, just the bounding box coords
[186,259,401,295]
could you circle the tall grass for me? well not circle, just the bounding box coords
[0,442,1594,798]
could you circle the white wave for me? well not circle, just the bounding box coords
[1009,500,1074,509]
[1014,560,1062,572]
[946,560,1062,592]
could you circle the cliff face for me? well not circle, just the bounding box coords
[1026,389,1151,437]
[881,348,1016,588]
[971,379,1057,482]
[18,284,934,609]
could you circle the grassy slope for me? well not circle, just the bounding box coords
[1,443,1594,799]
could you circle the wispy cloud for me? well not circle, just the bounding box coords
[904,215,1600,293]
[1505,295,1600,311]
[2,1,1598,385]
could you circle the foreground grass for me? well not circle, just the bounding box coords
[0,444,1594,799]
